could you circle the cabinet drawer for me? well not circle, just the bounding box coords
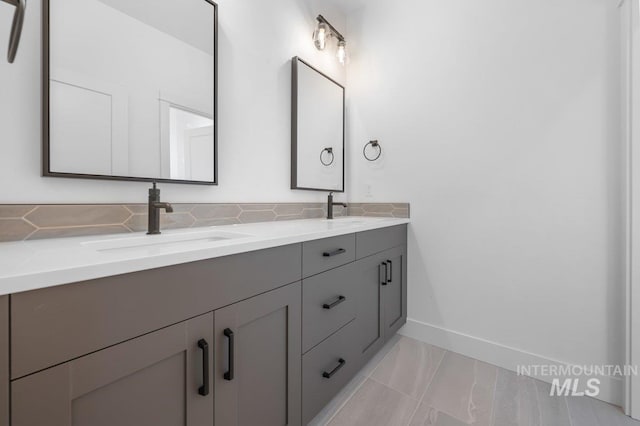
[302,320,359,424]
[302,234,356,277]
[356,224,407,259]
[11,244,301,379]
[302,264,356,353]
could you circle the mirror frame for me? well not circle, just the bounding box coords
[291,56,345,193]
[42,0,219,185]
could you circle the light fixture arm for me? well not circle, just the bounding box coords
[1,0,25,63]
[316,15,345,42]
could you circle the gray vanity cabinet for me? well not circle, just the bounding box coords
[11,312,214,426]
[354,244,407,367]
[382,246,407,337]
[354,252,387,363]
[3,224,407,426]
[214,283,302,426]
[0,296,8,426]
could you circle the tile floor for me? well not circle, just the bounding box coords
[309,335,640,426]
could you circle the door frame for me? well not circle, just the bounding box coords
[623,0,640,417]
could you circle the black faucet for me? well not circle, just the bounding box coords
[147,183,174,235]
[327,192,347,220]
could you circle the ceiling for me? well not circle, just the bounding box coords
[97,0,215,55]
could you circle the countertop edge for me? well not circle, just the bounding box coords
[0,218,410,296]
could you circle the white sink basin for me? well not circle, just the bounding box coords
[82,230,253,255]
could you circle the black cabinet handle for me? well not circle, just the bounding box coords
[322,358,346,379]
[323,248,346,257]
[381,262,388,286]
[387,260,393,283]
[323,295,346,310]
[197,339,209,396]
[224,328,234,381]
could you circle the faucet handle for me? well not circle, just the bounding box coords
[149,181,160,197]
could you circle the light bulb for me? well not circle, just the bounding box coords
[313,22,328,50]
[337,40,347,65]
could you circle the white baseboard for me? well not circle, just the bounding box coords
[399,318,623,407]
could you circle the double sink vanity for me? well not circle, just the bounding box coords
[0,216,408,426]
[0,1,409,424]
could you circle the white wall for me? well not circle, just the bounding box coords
[0,0,347,203]
[346,0,624,402]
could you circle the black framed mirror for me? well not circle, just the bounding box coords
[43,0,218,185]
[291,57,345,192]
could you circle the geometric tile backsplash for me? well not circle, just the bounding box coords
[0,203,409,242]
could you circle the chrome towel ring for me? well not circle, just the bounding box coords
[320,147,335,166]
[363,140,382,161]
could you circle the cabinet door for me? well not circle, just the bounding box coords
[354,253,386,364]
[382,246,407,338]
[12,313,214,426]
[215,283,302,426]
[0,296,7,426]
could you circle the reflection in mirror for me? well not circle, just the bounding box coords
[167,106,214,181]
[291,57,345,192]
[44,0,217,184]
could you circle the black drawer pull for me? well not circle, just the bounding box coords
[323,295,346,310]
[381,262,388,286]
[224,328,235,381]
[323,248,346,257]
[322,358,346,379]
[197,339,210,396]
[387,260,393,283]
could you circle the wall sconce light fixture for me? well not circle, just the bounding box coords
[1,0,26,63]
[313,15,347,65]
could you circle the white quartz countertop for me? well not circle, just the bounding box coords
[0,217,409,296]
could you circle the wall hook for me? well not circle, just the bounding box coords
[1,0,26,63]
[363,140,382,161]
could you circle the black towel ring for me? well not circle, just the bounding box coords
[320,147,334,166]
[363,140,382,161]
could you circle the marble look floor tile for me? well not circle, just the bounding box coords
[371,336,445,399]
[490,368,541,426]
[308,374,368,426]
[328,379,418,426]
[416,352,497,426]
[589,397,640,425]
[359,334,403,377]
[533,380,571,426]
[565,395,604,426]
[566,395,640,426]
[409,407,472,426]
